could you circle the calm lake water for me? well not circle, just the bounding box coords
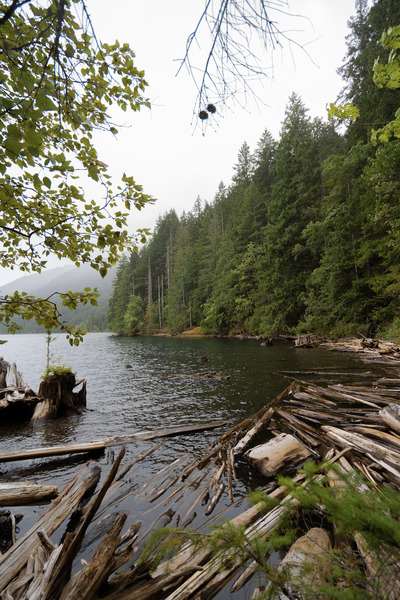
[0,333,364,598]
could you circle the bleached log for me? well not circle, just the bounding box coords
[265,528,332,599]
[321,425,400,466]
[0,482,58,506]
[233,408,274,454]
[205,482,225,516]
[163,479,310,600]
[246,433,313,477]
[0,441,107,463]
[0,464,100,592]
[152,473,305,581]
[379,404,400,435]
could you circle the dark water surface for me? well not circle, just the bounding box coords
[0,333,364,597]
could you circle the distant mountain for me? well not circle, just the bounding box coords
[1,263,117,333]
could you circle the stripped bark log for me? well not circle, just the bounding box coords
[0,482,58,506]
[0,423,227,464]
[233,408,274,455]
[379,404,400,435]
[246,433,314,477]
[0,441,106,463]
[59,513,132,600]
[265,528,332,599]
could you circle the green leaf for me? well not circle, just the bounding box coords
[3,137,23,155]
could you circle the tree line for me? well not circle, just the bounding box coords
[108,0,400,340]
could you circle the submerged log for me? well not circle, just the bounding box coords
[245,433,314,477]
[194,371,230,380]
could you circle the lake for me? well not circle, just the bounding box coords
[0,333,364,598]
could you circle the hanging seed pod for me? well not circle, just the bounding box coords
[207,103,216,114]
[199,110,209,120]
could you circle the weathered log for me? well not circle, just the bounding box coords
[379,404,400,435]
[59,513,131,600]
[322,425,400,465]
[352,426,400,449]
[376,378,400,387]
[265,528,332,599]
[0,482,58,506]
[115,443,163,481]
[3,530,60,600]
[233,408,274,455]
[0,463,100,592]
[246,433,313,478]
[163,477,318,600]
[0,423,227,464]
[152,472,306,581]
[39,447,126,600]
[275,408,324,446]
[0,441,106,463]
[205,482,225,516]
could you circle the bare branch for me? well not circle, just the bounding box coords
[178,0,314,125]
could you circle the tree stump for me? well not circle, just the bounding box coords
[32,373,86,421]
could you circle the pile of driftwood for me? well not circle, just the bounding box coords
[2,353,400,598]
[296,335,400,363]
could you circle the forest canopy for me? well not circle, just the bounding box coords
[109,0,400,340]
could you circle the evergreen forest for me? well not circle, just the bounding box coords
[108,0,400,340]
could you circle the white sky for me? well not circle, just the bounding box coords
[1,0,359,285]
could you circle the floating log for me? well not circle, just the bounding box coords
[0,441,107,463]
[194,371,230,380]
[0,483,58,506]
[0,422,228,464]
[246,433,314,477]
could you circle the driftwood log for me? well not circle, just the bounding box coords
[265,528,332,599]
[0,483,58,506]
[246,432,314,477]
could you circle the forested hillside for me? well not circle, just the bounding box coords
[2,264,116,334]
[108,0,400,339]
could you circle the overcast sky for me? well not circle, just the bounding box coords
[85,0,358,229]
[1,1,359,285]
